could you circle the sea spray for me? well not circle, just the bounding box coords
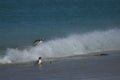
[0,28,120,64]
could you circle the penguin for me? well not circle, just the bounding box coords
[35,57,42,65]
[33,39,43,46]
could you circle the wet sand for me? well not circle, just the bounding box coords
[0,51,120,80]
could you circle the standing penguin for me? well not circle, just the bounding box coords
[36,57,42,65]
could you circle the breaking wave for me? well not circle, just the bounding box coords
[0,28,120,64]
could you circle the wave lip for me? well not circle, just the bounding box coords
[0,28,120,64]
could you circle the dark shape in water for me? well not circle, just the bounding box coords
[95,53,109,56]
[33,39,43,46]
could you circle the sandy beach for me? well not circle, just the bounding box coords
[0,51,120,80]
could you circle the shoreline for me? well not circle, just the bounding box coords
[0,50,120,65]
[0,50,120,80]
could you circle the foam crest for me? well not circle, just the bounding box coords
[0,28,120,64]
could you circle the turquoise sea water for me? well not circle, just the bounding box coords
[0,0,120,47]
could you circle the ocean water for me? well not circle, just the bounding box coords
[0,0,120,79]
[0,0,120,63]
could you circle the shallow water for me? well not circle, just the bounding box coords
[0,51,120,80]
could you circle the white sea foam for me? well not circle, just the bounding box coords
[0,28,120,64]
